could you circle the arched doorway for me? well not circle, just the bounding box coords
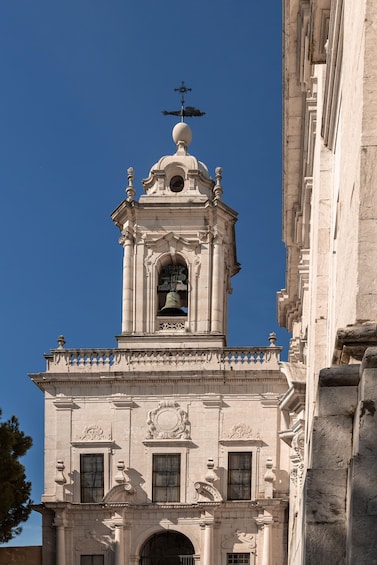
[140,530,195,565]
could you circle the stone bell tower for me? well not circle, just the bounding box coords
[112,121,239,348]
[31,118,289,565]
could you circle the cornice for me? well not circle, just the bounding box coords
[32,372,287,389]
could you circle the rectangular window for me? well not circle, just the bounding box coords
[227,452,251,500]
[80,556,104,565]
[227,554,250,564]
[152,454,180,502]
[80,454,104,503]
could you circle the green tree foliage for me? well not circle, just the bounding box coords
[0,410,32,543]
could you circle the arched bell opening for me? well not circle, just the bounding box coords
[157,257,189,317]
[139,530,195,565]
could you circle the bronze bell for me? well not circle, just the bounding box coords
[159,291,187,316]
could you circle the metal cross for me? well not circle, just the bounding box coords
[162,81,205,121]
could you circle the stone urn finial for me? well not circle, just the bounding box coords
[204,458,217,483]
[264,457,276,498]
[57,335,66,349]
[126,167,136,202]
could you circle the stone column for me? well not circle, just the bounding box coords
[122,522,131,565]
[122,235,134,333]
[54,512,66,565]
[255,514,273,565]
[112,524,122,565]
[201,520,214,565]
[134,237,145,333]
[211,235,223,334]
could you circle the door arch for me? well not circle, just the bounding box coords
[139,530,195,565]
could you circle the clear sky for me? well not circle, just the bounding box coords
[0,0,288,546]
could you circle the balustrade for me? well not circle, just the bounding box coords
[44,345,281,373]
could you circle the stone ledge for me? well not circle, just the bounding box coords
[319,364,360,387]
[332,322,377,365]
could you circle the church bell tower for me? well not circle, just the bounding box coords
[112,121,240,348]
[31,111,289,565]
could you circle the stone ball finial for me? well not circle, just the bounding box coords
[172,122,192,147]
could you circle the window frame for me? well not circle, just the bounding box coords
[80,453,105,503]
[71,444,111,503]
[227,451,252,501]
[152,453,181,503]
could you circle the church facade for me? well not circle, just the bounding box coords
[31,122,290,565]
[279,0,377,562]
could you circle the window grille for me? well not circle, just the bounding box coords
[227,553,250,564]
[227,452,251,500]
[140,558,193,565]
[152,454,181,502]
[80,454,104,503]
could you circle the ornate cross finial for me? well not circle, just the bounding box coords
[162,81,205,122]
[175,80,192,107]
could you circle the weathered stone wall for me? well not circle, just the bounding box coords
[304,365,358,564]
[346,347,377,563]
[304,350,377,563]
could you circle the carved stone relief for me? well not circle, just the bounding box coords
[221,529,256,551]
[290,430,304,487]
[79,425,111,441]
[224,423,260,441]
[146,400,191,440]
[194,481,223,502]
[75,529,115,552]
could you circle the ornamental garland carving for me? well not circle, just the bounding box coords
[225,423,260,440]
[80,425,111,441]
[146,400,191,440]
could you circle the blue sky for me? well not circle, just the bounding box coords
[0,0,287,546]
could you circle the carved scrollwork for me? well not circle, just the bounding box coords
[80,425,110,441]
[194,481,223,502]
[158,320,186,331]
[225,423,259,440]
[146,400,191,440]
